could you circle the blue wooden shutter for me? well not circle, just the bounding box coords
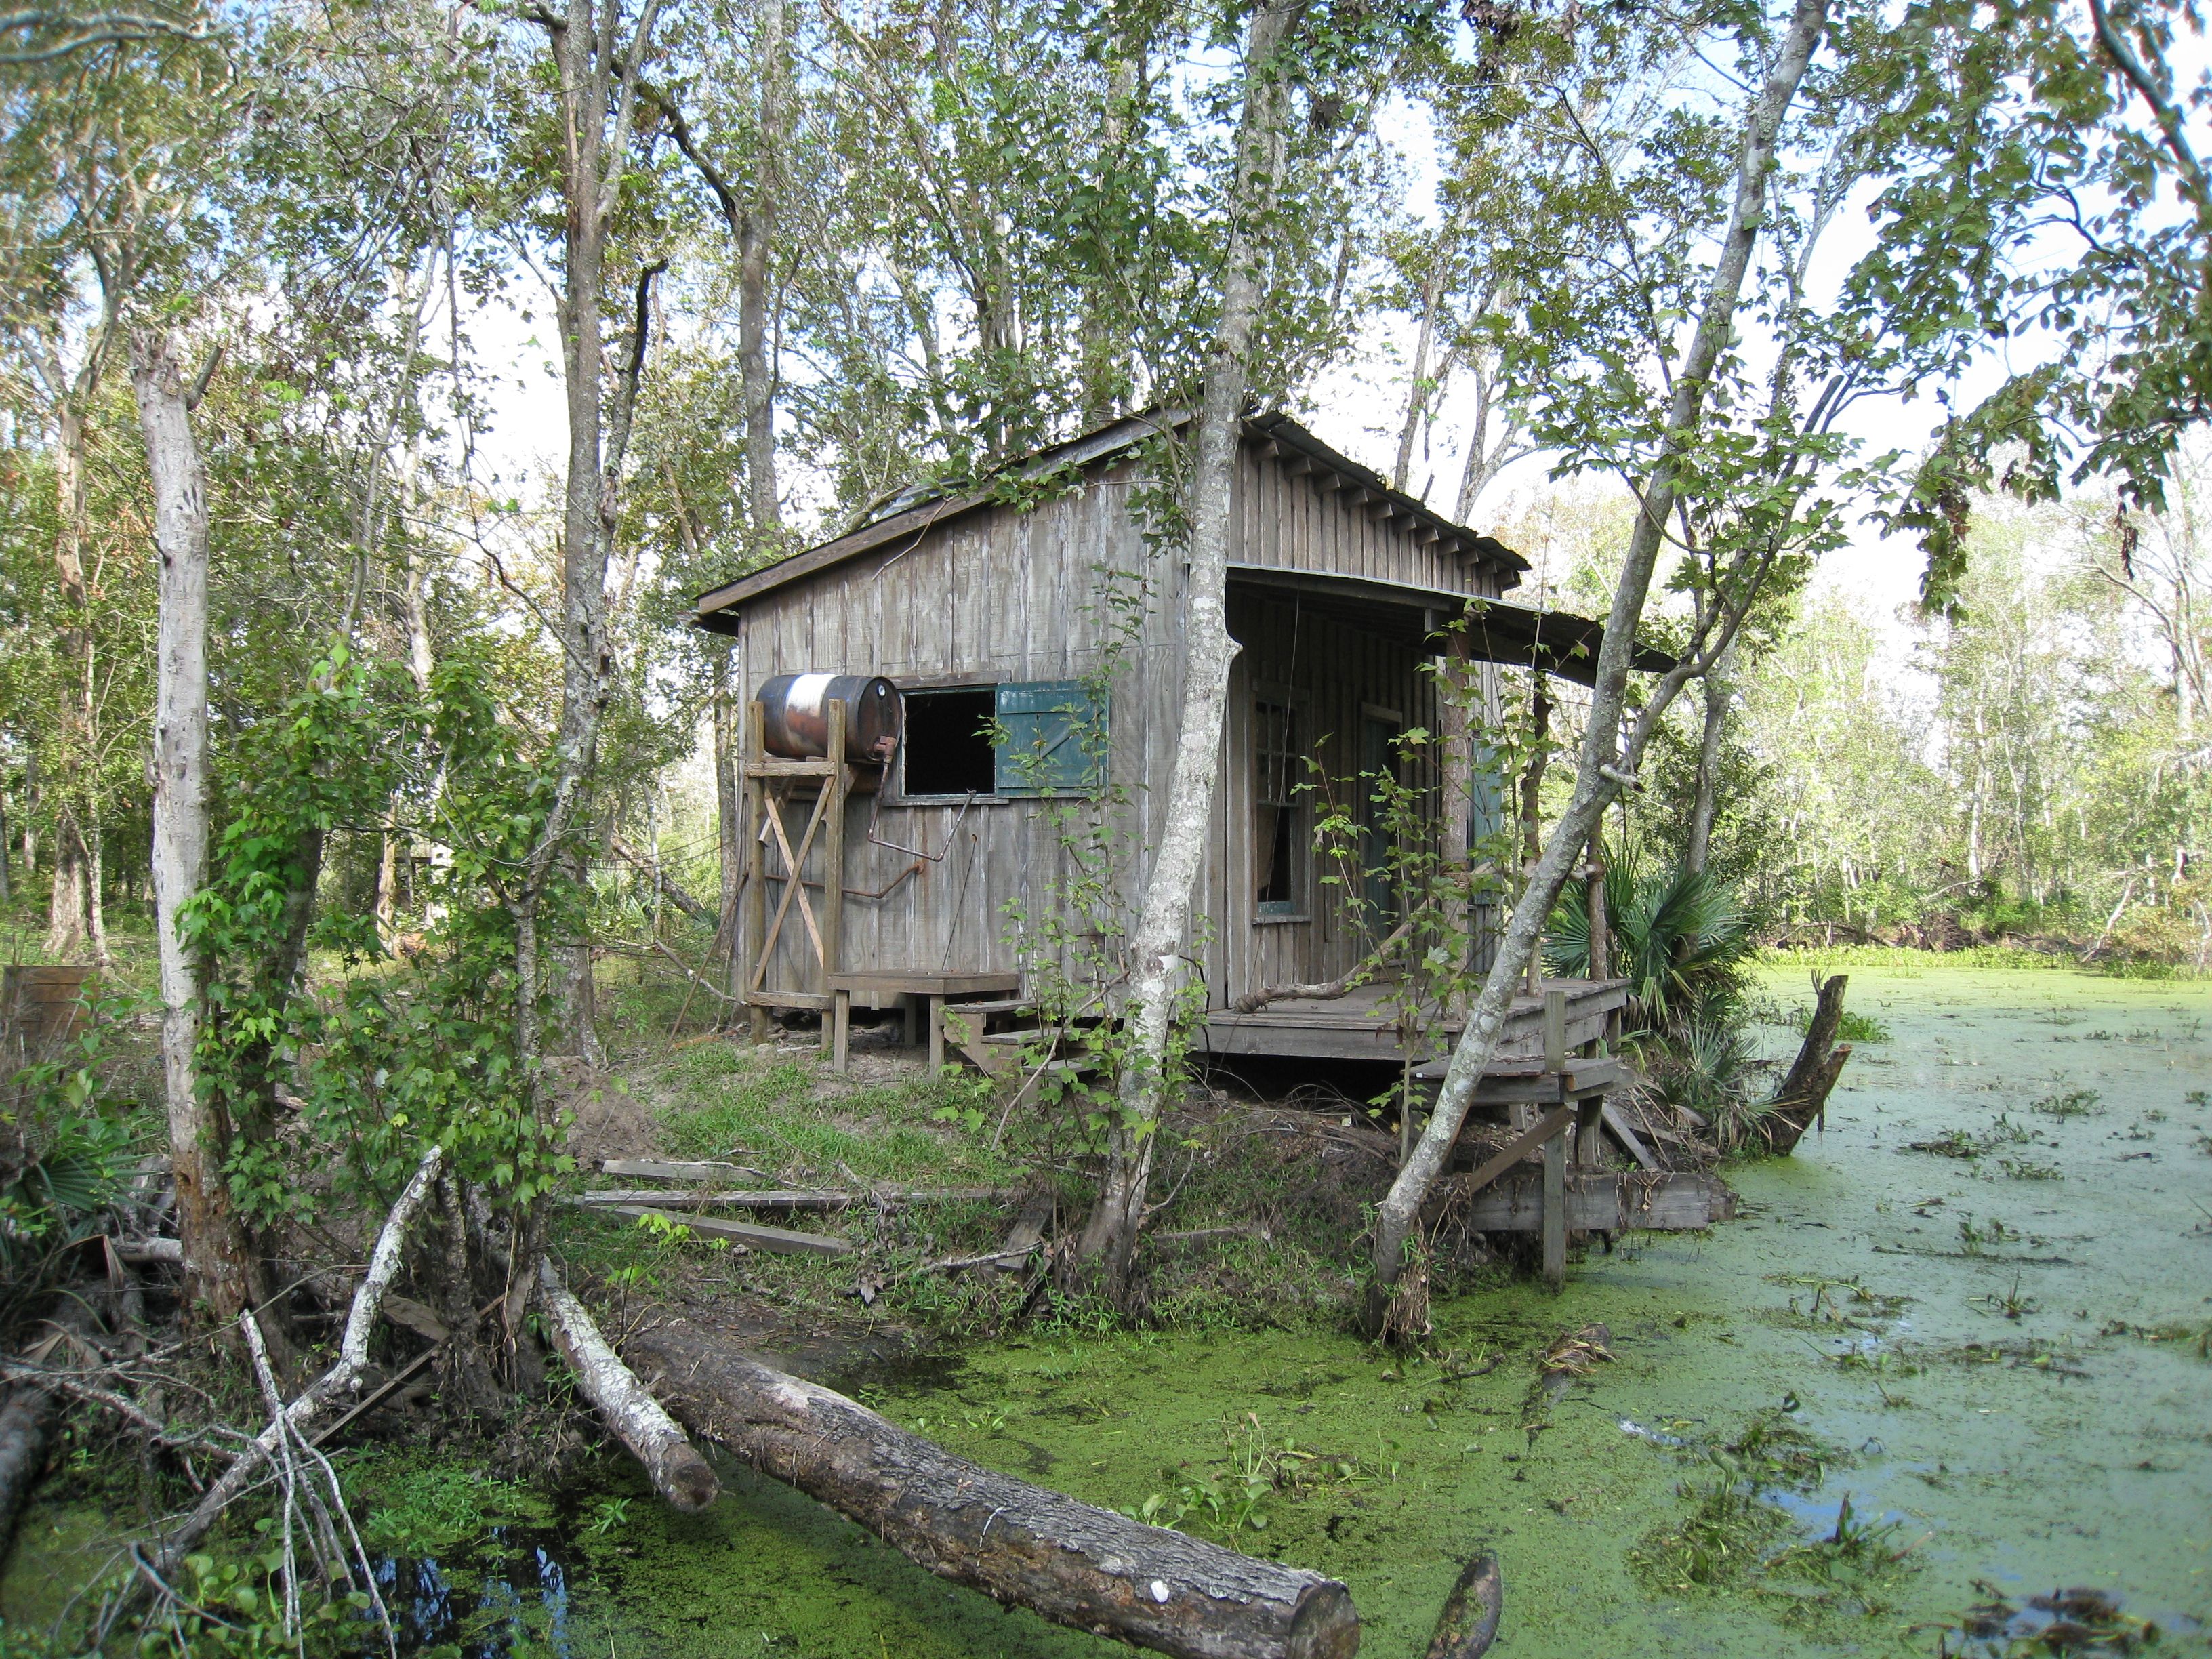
[994,680,1104,796]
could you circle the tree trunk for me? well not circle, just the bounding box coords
[1364,0,1830,1331]
[1685,639,1732,876]
[0,1379,58,1568]
[44,824,84,958]
[19,750,37,882]
[44,395,98,959]
[1763,972,1851,1153]
[1071,0,1309,1303]
[741,0,785,550]
[626,1314,1359,1659]
[524,0,663,1078]
[1393,260,1444,493]
[134,327,257,1327]
[85,815,109,965]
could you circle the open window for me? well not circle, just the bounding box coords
[898,681,1105,800]
[1254,697,1306,918]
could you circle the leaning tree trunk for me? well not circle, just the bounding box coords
[134,327,258,1327]
[1364,0,1832,1333]
[626,1313,1358,1659]
[1071,0,1309,1303]
[1761,972,1852,1153]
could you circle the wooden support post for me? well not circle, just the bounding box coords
[745,699,770,1043]
[1574,1097,1605,1168]
[927,995,945,1072]
[1519,682,1552,998]
[831,988,851,1073]
[1542,1125,1567,1290]
[1542,986,1568,1287]
[822,699,847,997]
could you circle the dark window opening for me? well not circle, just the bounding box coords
[1254,699,1304,914]
[902,687,997,796]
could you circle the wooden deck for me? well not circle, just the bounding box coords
[1199,977,1630,1068]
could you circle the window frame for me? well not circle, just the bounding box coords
[1252,687,1310,922]
[888,678,1107,805]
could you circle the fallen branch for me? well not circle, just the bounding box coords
[609,832,718,926]
[1422,1551,1503,1658]
[626,1313,1359,1659]
[125,1145,444,1608]
[1231,920,1411,1014]
[537,1262,718,1511]
[914,1244,1042,1275]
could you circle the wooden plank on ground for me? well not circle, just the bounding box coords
[600,1159,772,1182]
[1601,1104,1662,1171]
[571,1187,1010,1210]
[596,1204,855,1256]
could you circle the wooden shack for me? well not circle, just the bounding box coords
[699,408,1669,1057]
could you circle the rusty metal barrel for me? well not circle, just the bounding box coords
[757,673,902,762]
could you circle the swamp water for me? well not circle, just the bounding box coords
[6,967,2209,1656]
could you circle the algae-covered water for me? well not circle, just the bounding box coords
[7,967,2210,1656]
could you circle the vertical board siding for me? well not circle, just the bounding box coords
[735,434,1507,1006]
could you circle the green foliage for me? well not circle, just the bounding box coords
[1547,852,1753,1032]
[1,991,148,1334]
[185,640,582,1229]
[345,1450,538,1557]
[2031,1087,2103,1120]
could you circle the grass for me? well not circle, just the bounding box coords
[649,1046,1014,1187]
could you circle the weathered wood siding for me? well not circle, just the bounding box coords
[735,438,1509,1008]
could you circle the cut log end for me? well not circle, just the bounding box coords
[1286,1583,1361,1659]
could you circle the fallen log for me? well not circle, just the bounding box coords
[1422,1552,1502,1658]
[537,1262,718,1511]
[0,1374,58,1568]
[599,1158,771,1182]
[625,1313,1358,1659]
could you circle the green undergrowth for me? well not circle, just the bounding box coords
[568,1041,1406,1340]
[1758,945,2072,975]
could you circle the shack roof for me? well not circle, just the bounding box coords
[693,409,1530,633]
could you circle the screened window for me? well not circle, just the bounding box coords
[1254,698,1305,916]
[899,681,1105,800]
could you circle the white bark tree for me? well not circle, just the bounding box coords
[134,325,258,1326]
[1365,0,1832,1332]
[1069,0,1309,1303]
